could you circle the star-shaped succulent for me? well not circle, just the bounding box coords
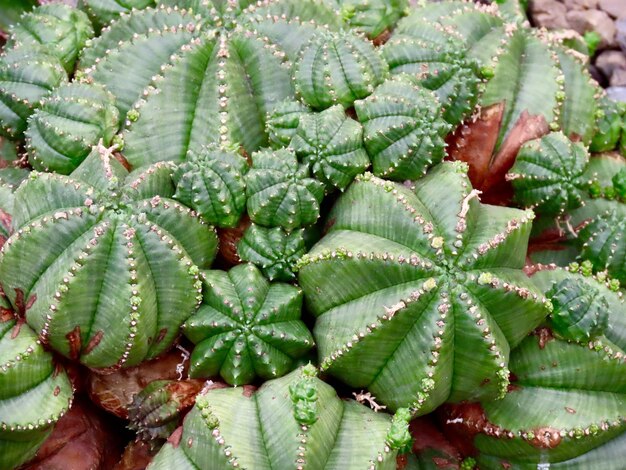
[183,263,314,385]
[298,161,549,413]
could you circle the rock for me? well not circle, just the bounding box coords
[617,18,626,52]
[564,0,599,9]
[606,86,626,102]
[598,0,626,19]
[596,50,626,80]
[566,9,617,47]
[611,68,626,86]
[530,0,570,29]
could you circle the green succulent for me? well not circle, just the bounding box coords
[25,81,120,174]
[266,100,312,149]
[0,146,218,370]
[0,316,73,469]
[507,132,591,215]
[290,105,370,191]
[183,263,314,385]
[6,4,94,72]
[590,97,626,154]
[293,29,388,110]
[245,148,324,231]
[354,74,450,180]
[148,366,409,470]
[172,146,248,228]
[298,162,549,413]
[339,0,409,39]
[237,223,307,282]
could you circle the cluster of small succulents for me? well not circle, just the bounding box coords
[0,0,624,469]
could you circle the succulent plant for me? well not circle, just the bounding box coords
[0,146,218,370]
[290,105,370,190]
[293,29,388,110]
[172,145,248,228]
[339,0,408,40]
[183,263,314,385]
[237,223,307,281]
[507,132,591,215]
[590,96,625,154]
[128,378,208,443]
[25,81,120,174]
[0,46,67,139]
[354,74,450,180]
[0,316,74,469]
[6,4,94,72]
[297,162,549,413]
[148,366,411,470]
[79,0,156,29]
[245,148,324,231]
[75,0,345,168]
[266,100,312,149]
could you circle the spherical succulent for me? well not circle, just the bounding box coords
[6,3,94,72]
[290,104,370,190]
[79,0,157,29]
[354,74,450,180]
[183,263,314,385]
[0,316,74,469]
[0,46,67,139]
[266,100,312,149]
[25,81,120,174]
[507,132,591,215]
[148,366,411,470]
[339,0,409,40]
[76,0,345,168]
[246,148,325,231]
[0,146,218,370]
[590,96,625,153]
[293,29,388,110]
[297,162,549,413]
[237,223,307,282]
[172,145,248,228]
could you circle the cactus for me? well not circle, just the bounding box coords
[246,148,325,231]
[128,378,207,443]
[148,366,410,470]
[0,146,218,369]
[25,82,120,174]
[354,74,451,180]
[172,146,248,228]
[183,263,314,385]
[0,315,74,469]
[590,97,626,154]
[290,105,370,190]
[293,29,388,110]
[237,224,307,282]
[266,100,312,149]
[6,4,94,72]
[506,132,591,215]
[297,162,549,413]
[74,1,344,168]
[339,0,409,40]
[0,46,67,139]
[79,0,156,30]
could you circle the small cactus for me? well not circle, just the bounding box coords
[590,97,625,153]
[340,0,409,40]
[25,82,120,174]
[0,146,218,369]
[6,4,94,72]
[298,162,548,413]
[266,100,312,149]
[354,74,450,180]
[172,146,248,228]
[237,224,307,282]
[0,316,74,469]
[183,263,314,385]
[293,30,388,110]
[148,367,407,470]
[246,148,325,231]
[507,132,591,215]
[290,105,370,190]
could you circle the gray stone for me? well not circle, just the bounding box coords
[611,68,626,86]
[598,0,626,18]
[566,9,617,47]
[530,0,570,29]
[596,50,626,79]
[617,18,626,52]
[606,86,626,102]
[564,0,599,9]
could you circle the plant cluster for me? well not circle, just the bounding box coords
[0,0,624,469]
